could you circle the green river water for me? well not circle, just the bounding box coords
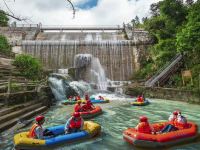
[1,98,200,150]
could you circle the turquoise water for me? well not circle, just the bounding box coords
[1,98,200,150]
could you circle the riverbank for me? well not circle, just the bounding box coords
[124,86,200,104]
[0,86,54,132]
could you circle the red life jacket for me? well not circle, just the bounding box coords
[136,122,152,134]
[74,104,82,112]
[28,123,42,138]
[137,97,143,102]
[69,118,82,129]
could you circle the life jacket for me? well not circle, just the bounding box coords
[74,104,82,112]
[69,118,82,129]
[168,114,178,126]
[136,122,152,134]
[28,123,42,138]
[137,97,143,102]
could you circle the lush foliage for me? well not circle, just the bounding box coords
[134,0,200,89]
[0,34,11,55]
[0,10,9,27]
[13,54,43,80]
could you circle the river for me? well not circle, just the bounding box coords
[1,97,200,150]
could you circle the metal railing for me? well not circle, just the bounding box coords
[145,53,183,87]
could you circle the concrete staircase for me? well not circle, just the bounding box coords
[0,100,48,132]
[145,54,183,87]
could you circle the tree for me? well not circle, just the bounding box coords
[13,54,43,80]
[159,0,187,27]
[0,0,76,22]
[0,10,9,26]
[185,0,194,6]
[150,2,161,16]
[0,34,11,55]
[176,1,200,58]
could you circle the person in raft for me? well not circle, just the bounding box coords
[85,93,90,101]
[136,95,144,102]
[29,115,54,139]
[65,112,84,134]
[160,111,180,133]
[68,96,73,101]
[176,111,188,129]
[135,116,154,134]
[82,94,95,111]
[98,95,104,100]
[74,100,83,112]
[75,95,81,101]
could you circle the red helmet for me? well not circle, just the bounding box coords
[35,115,45,122]
[73,112,80,118]
[139,116,148,122]
[173,111,178,115]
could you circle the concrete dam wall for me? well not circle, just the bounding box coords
[21,30,151,81]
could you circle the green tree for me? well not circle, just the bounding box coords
[0,10,9,27]
[13,54,43,80]
[176,1,200,57]
[0,34,11,55]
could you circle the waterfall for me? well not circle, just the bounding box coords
[74,54,92,68]
[74,54,108,90]
[48,77,66,101]
[22,40,138,81]
[48,74,92,100]
[90,57,107,90]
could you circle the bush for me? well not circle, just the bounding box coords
[13,54,43,80]
[0,34,11,55]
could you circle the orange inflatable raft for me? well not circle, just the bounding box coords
[79,106,103,119]
[123,122,198,148]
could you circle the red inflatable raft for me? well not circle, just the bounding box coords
[123,122,198,148]
[79,106,102,119]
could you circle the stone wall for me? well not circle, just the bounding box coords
[125,86,200,104]
[0,27,24,45]
[0,86,54,106]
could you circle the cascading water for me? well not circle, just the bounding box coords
[74,54,108,90]
[48,73,93,100]
[22,40,138,81]
[48,76,66,101]
[90,57,108,90]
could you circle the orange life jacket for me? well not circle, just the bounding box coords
[136,122,152,134]
[74,104,82,112]
[28,123,42,138]
[69,118,82,129]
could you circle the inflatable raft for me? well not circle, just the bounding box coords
[131,99,150,106]
[123,122,198,148]
[79,106,103,119]
[62,99,85,105]
[14,121,101,149]
[90,98,109,104]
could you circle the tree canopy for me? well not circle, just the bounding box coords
[0,10,9,26]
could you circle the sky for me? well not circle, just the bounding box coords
[0,0,161,26]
